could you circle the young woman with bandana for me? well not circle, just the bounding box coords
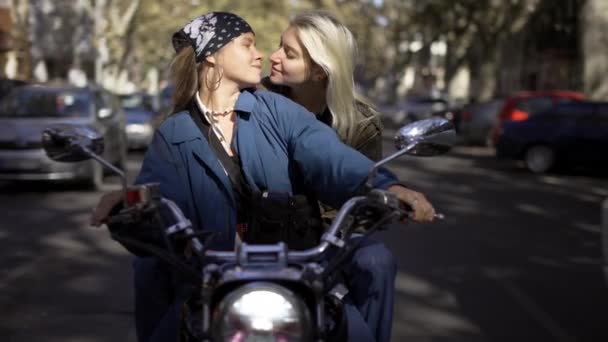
[91,11,436,342]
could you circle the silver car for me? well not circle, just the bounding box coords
[389,97,450,125]
[120,92,158,150]
[458,99,504,146]
[0,83,127,189]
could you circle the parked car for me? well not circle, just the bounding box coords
[0,83,127,189]
[495,101,608,173]
[458,99,504,145]
[0,78,27,99]
[489,90,584,146]
[120,92,159,150]
[389,97,450,125]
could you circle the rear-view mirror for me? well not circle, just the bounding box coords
[42,124,104,162]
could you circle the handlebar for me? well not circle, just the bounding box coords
[119,186,445,265]
[192,190,413,263]
[43,120,453,270]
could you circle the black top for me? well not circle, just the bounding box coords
[188,102,250,225]
[318,107,333,127]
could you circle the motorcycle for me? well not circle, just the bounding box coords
[41,117,456,341]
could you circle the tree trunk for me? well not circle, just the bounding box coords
[444,42,466,90]
[582,0,608,100]
[469,41,500,102]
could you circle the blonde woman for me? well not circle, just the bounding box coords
[264,11,401,342]
[264,11,382,161]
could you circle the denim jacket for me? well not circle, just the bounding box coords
[135,89,398,250]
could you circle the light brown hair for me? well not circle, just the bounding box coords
[170,46,200,114]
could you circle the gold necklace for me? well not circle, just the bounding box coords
[205,108,234,116]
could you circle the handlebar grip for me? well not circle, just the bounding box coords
[399,200,446,221]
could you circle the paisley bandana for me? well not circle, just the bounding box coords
[172,12,254,63]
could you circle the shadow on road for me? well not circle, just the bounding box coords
[379,134,608,341]
[0,157,140,341]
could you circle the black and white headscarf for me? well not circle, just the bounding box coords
[172,12,254,63]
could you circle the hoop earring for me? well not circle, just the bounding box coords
[204,66,223,91]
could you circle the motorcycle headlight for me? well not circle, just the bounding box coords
[211,282,312,341]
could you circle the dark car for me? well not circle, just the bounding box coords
[489,90,584,146]
[0,83,127,189]
[0,78,27,99]
[120,92,159,149]
[495,101,608,173]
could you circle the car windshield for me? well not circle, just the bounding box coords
[549,103,595,117]
[515,97,578,117]
[0,87,92,118]
[515,97,554,114]
[120,93,150,111]
[120,94,145,109]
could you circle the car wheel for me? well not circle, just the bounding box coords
[524,145,555,173]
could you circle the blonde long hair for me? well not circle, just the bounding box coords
[290,11,376,145]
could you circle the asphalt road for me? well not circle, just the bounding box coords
[0,128,607,342]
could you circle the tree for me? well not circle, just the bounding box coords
[410,0,541,101]
[6,0,32,79]
[290,0,410,102]
[582,0,608,100]
[127,0,290,92]
[28,0,94,80]
[77,0,141,88]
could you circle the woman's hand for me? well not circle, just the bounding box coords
[387,185,436,222]
[90,190,123,227]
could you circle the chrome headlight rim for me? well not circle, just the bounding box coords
[211,281,313,341]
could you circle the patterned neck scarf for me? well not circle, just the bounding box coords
[172,11,254,63]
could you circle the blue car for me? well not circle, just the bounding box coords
[120,92,159,150]
[495,101,608,173]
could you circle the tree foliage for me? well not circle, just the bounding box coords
[2,0,588,99]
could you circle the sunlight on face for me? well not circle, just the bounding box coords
[215,32,263,88]
[268,27,310,86]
